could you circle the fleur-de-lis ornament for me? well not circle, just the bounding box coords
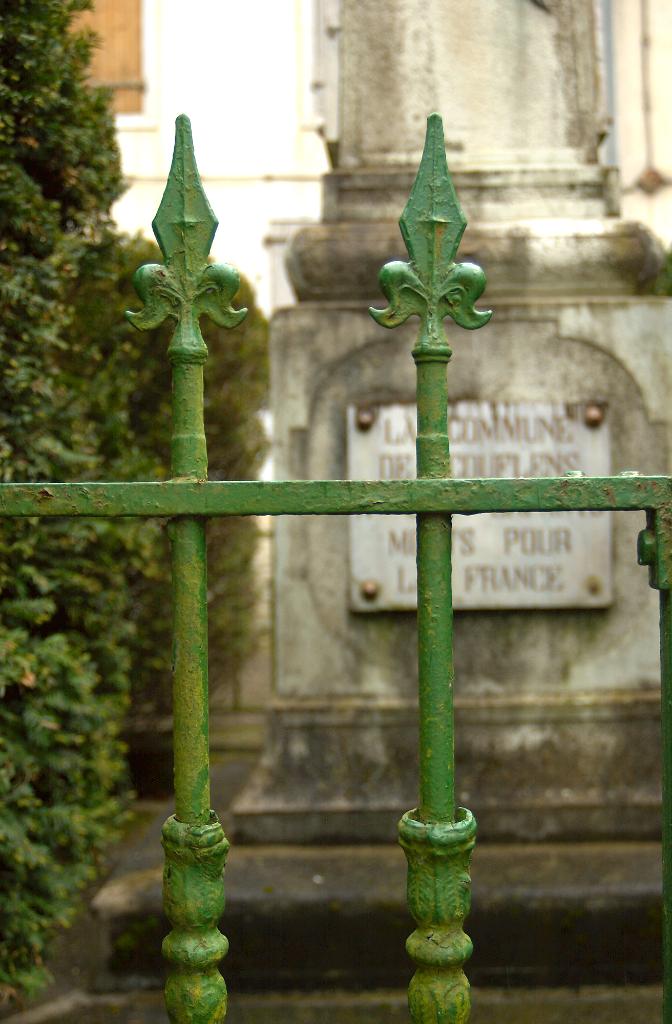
[126,114,247,482]
[126,114,247,366]
[370,113,491,358]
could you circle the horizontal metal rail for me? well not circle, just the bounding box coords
[0,475,669,518]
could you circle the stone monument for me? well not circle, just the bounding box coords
[232,0,670,843]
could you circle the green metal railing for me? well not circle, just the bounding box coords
[3,112,672,1022]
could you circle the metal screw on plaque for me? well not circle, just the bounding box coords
[586,575,603,596]
[356,407,375,431]
[584,403,605,428]
[360,579,379,601]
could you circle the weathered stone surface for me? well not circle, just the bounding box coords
[3,986,664,1024]
[339,0,601,171]
[233,691,663,844]
[234,298,670,842]
[286,220,663,302]
[12,766,661,1016]
[91,820,664,990]
[323,166,620,224]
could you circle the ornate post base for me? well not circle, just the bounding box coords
[398,808,477,1024]
[162,814,230,1024]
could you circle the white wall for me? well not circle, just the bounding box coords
[612,0,672,245]
[112,0,328,313]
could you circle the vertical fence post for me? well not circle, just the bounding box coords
[371,114,491,1023]
[640,507,672,1023]
[127,115,246,1024]
[661,580,672,1024]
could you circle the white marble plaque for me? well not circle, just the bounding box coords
[348,401,612,611]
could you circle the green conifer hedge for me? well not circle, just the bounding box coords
[0,2,267,1001]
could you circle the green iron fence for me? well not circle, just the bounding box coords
[3,112,672,1023]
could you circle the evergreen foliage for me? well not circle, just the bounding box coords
[0,1,267,1001]
[0,0,125,1000]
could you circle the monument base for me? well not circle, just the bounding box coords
[247,293,669,846]
[231,690,662,844]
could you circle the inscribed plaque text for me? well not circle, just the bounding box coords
[348,402,612,610]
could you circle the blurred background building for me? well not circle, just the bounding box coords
[83,0,672,316]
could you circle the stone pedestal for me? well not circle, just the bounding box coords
[231,0,670,843]
[233,294,670,843]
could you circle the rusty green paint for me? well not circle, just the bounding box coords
[639,506,672,1024]
[369,112,491,351]
[126,113,246,480]
[162,814,229,1023]
[658,512,672,1024]
[168,517,211,824]
[399,810,476,1023]
[0,476,670,518]
[125,114,244,1023]
[371,114,490,1023]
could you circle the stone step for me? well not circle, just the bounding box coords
[93,814,663,991]
[3,986,664,1024]
[58,758,662,994]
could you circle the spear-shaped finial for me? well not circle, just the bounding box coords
[126,114,247,366]
[152,113,219,280]
[126,115,248,480]
[370,113,491,357]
